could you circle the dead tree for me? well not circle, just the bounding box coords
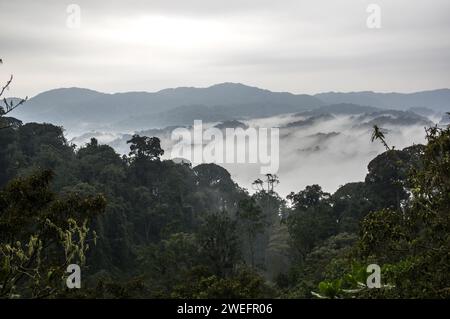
[0,59,28,129]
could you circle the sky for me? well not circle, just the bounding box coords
[1,0,450,98]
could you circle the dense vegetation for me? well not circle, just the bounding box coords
[0,66,449,298]
[1,112,448,298]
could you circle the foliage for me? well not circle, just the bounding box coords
[316,125,450,299]
[127,134,164,161]
[1,106,449,299]
[236,198,265,267]
[0,170,105,298]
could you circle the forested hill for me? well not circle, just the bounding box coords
[1,114,449,298]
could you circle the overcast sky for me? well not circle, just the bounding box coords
[1,0,449,97]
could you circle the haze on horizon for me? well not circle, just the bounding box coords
[1,0,450,98]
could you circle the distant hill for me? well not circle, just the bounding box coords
[115,100,331,130]
[13,83,323,132]
[315,89,450,112]
[214,120,248,130]
[284,109,432,130]
[285,114,335,128]
[353,110,433,129]
[10,84,450,133]
[297,103,381,116]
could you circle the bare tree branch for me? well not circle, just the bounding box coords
[0,58,28,129]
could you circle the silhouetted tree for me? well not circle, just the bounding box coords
[127,134,164,161]
[371,125,390,151]
[0,58,27,130]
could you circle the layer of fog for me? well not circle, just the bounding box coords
[239,114,427,196]
[70,112,430,197]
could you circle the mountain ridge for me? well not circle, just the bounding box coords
[12,82,323,132]
[315,89,450,111]
[8,83,449,133]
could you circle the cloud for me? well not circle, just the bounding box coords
[75,112,430,197]
[0,0,449,97]
[219,115,427,197]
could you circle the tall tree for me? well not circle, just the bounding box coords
[236,198,265,267]
[127,135,164,161]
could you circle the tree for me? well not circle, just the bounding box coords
[0,170,106,298]
[371,125,390,151]
[76,138,125,184]
[287,184,331,211]
[127,134,164,161]
[286,185,336,261]
[285,232,357,298]
[194,163,236,192]
[317,125,450,299]
[360,125,450,298]
[236,198,265,267]
[136,232,200,296]
[331,182,374,233]
[0,58,27,130]
[197,213,241,277]
[194,163,244,212]
[365,145,424,210]
[252,174,279,193]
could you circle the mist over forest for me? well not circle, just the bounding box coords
[2,80,449,300]
[32,84,442,196]
[1,0,450,304]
